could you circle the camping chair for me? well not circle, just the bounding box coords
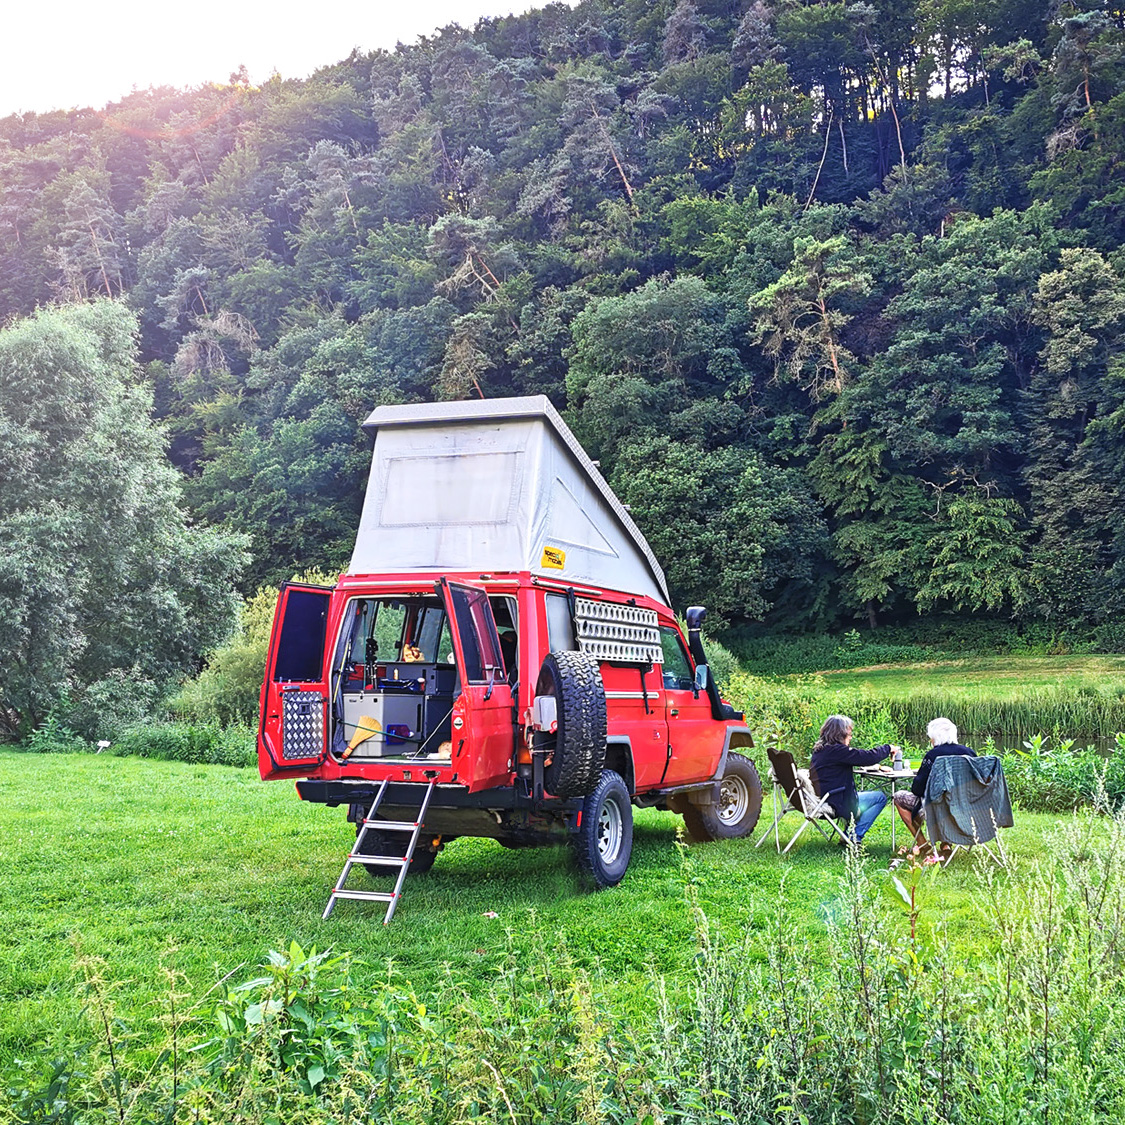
[755,747,852,853]
[923,754,1014,867]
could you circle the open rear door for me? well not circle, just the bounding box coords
[437,579,515,791]
[258,583,333,779]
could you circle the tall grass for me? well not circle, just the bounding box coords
[9,807,1125,1124]
[882,685,1125,746]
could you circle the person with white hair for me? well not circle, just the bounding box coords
[892,716,977,853]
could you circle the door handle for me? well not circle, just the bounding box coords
[670,708,679,716]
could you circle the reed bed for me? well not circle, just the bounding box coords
[880,686,1125,747]
[731,672,1125,754]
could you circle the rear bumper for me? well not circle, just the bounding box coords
[296,777,580,812]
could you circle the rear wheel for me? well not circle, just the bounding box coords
[573,769,633,888]
[534,651,607,798]
[354,824,438,876]
[693,753,763,841]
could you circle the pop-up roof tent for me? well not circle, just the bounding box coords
[349,396,671,606]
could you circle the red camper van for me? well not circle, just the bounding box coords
[259,397,760,919]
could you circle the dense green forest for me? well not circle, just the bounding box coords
[3,0,1125,660]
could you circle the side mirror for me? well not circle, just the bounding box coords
[693,663,709,697]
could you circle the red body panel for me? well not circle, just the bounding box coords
[258,570,735,799]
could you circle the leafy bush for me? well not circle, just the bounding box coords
[701,631,740,692]
[111,722,256,767]
[24,713,90,754]
[1093,619,1125,654]
[725,616,1108,676]
[875,616,1083,655]
[731,632,930,675]
[998,733,1125,812]
[728,672,916,760]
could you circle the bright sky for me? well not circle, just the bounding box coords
[2,0,578,118]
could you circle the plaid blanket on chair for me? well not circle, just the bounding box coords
[924,754,1014,847]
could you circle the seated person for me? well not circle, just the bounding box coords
[892,716,977,852]
[809,714,894,846]
[401,640,423,663]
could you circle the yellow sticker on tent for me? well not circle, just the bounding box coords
[540,546,566,570]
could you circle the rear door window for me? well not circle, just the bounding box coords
[444,582,505,682]
[273,587,331,682]
[545,593,576,651]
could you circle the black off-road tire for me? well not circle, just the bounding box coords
[680,802,711,843]
[693,753,763,841]
[573,769,633,888]
[666,793,708,842]
[535,650,607,799]
[354,824,438,876]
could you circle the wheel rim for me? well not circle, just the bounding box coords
[597,795,623,864]
[717,774,750,824]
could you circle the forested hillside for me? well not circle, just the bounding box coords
[3,0,1125,643]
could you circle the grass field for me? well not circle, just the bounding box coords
[813,653,1125,697]
[0,749,1061,1070]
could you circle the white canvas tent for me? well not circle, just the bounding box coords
[348,396,671,605]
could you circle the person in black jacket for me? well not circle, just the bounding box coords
[809,715,894,846]
[892,716,977,850]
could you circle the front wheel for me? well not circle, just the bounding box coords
[573,769,633,888]
[694,753,763,841]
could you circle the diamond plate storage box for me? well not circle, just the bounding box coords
[282,690,325,760]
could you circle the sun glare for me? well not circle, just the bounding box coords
[2,0,576,117]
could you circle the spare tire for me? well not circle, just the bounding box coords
[534,650,607,798]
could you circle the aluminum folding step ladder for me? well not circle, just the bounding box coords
[323,779,436,923]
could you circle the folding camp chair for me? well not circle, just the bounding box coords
[924,754,1013,867]
[755,747,852,853]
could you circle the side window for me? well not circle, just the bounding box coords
[659,625,694,691]
[414,604,454,664]
[545,594,576,651]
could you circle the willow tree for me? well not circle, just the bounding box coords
[0,300,246,737]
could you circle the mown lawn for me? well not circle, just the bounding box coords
[0,749,1059,1068]
[813,653,1125,698]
